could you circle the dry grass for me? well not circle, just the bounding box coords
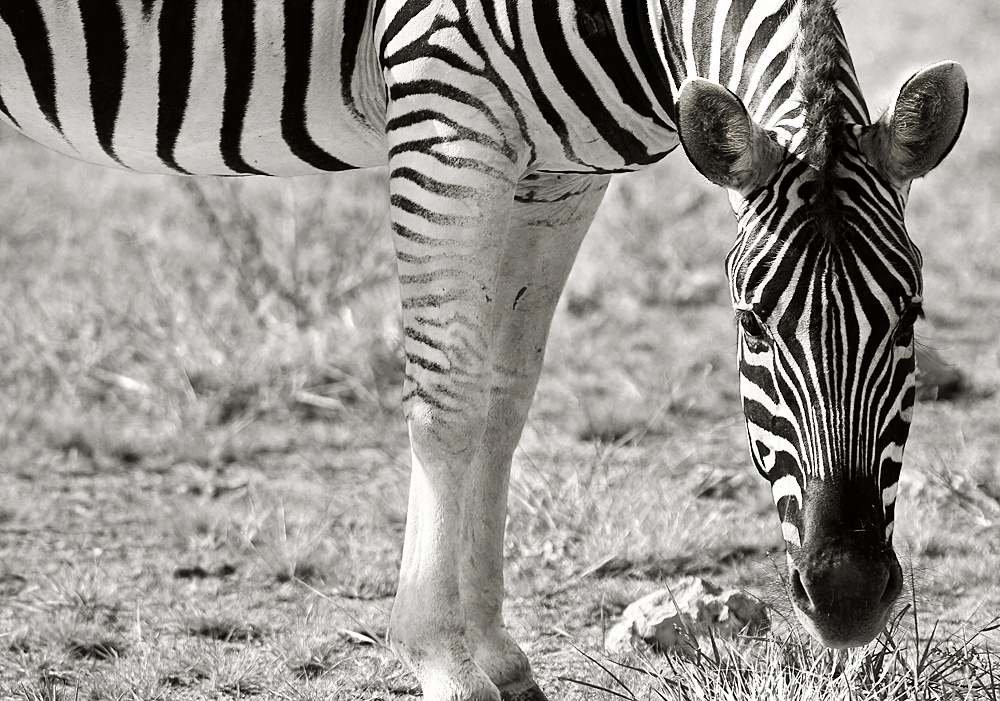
[2,0,1000,698]
[571,605,1000,701]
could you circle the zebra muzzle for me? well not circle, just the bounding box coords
[788,542,903,648]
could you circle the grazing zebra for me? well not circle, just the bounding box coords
[0,0,967,699]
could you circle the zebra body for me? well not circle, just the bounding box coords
[0,0,805,176]
[0,1,968,700]
[0,1,386,173]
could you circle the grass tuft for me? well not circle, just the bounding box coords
[66,637,126,661]
[570,597,1000,701]
[286,639,342,681]
[185,616,268,643]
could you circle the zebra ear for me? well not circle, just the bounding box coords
[860,61,968,189]
[677,78,784,197]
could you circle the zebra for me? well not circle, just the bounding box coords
[0,0,968,699]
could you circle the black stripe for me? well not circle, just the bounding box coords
[770,450,805,492]
[659,12,685,86]
[751,437,770,478]
[387,88,515,162]
[774,233,820,355]
[0,0,61,133]
[157,0,196,173]
[758,79,793,127]
[691,0,716,77]
[746,48,790,118]
[776,493,798,525]
[401,383,448,412]
[623,0,675,123]
[282,0,352,171]
[816,250,840,421]
[389,138,512,179]
[772,359,811,459]
[390,166,478,200]
[745,398,798,447]
[220,0,265,174]
[141,0,156,21]
[740,357,778,404]
[406,352,449,375]
[404,325,445,352]
[739,165,806,294]
[387,106,516,178]
[441,6,534,163]
[480,0,547,163]
[575,0,660,125]
[372,0,387,29]
[735,0,796,99]
[487,0,580,163]
[719,0,752,89]
[865,354,909,467]
[391,193,477,228]
[830,14,869,123]
[339,0,369,122]
[378,0,425,62]
[838,164,904,221]
[531,0,654,166]
[0,89,19,128]
[401,292,466,309]
[79,0,127,163]
[392,223,448,247]
[535,165,653,175]
[838,239,896,335]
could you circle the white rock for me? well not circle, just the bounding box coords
[605,576,768,657]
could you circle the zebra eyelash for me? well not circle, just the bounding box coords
[899,300,924,326]
[894,301,924,345]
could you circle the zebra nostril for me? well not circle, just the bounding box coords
[790,568,812,610]
[881,558,904,604]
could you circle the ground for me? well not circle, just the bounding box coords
[1,0,999,699]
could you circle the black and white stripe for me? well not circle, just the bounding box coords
[0,0,824,177]
[729,147,922,547]
[0,0,384,174]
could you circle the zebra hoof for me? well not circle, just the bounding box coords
[498,679,549,701]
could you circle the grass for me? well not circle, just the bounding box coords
[572,607,1000,701]
[2,0,1000,698]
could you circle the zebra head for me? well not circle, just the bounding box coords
[676,62,968,648]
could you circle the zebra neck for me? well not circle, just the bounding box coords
[647,0,869,139]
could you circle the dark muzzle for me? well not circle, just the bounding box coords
[789,542,902,647]
[787,477,903,647]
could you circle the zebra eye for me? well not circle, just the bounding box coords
[895,303,923,346]
[737,310,769,345]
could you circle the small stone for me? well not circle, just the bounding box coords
[605,576,768,657]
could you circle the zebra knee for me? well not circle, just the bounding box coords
[402,365,495,459]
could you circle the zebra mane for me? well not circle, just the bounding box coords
[795,0,849,230]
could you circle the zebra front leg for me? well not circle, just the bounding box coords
[384,97,527,698]
[460,173,611,701]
